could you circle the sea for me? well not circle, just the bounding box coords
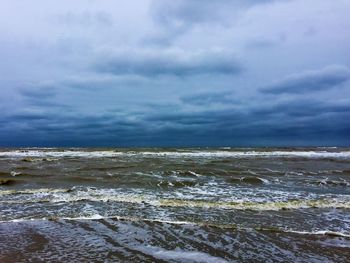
[0,147,350,262]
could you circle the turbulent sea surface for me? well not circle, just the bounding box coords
[1,147,350,262]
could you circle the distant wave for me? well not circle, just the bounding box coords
[1,149,350,159]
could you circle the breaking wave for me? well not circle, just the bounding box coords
[1,187,350,211]
[1,149,350,159]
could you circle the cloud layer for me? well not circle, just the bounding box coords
[262,65,350,94]
[94,49,242,76]
[0,0,350,146]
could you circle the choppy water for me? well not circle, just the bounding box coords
[1,147,350,262]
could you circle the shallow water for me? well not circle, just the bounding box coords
[1,147,350,262]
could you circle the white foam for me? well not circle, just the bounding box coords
[62,214,115,221]
[10,171,21,176]
[284,230,350,238]
[187,171,202,177]
[0,188,71,196]
[0,215,195,225]
[1,149,350,159]
[138,246,229,263]
[1,187,350,211]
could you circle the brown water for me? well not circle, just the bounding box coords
[1,147,350,262]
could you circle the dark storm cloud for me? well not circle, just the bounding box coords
[141,110,347,146]
[1,0,350,147]
[0,109,151,147]
[256,100,350,117]
[261,65,350,94]
[271,100,350,121]
[94,49,242,77]
[145,108,247,127]
[2,96,350,147]
[144,97,350,136]
[4,62,349,147]
[6,113,51,122]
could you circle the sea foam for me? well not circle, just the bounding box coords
[1,149,350,159]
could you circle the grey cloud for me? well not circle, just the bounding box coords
[303,27,317,37]
[245,39,276,49]
[62,75,149,91]
[180,91,237,106]
[150,0,278,28]
[52,11,113,27]
[0,110,150,147]
[25,99,70,109]
[8,113,51,122]
[150,0,230,30]
[17,83,70,108]
[94,49,242,77]
[146,97,350,131]
[261,65,350,94]
[2,96,350,147]
[19,85,57,99]
[145,109,246,127]
[148,0,283,43]
[8,65,349,146]
[251,99,350,120]
[0,0,349,147]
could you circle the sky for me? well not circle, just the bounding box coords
[0,0,350,147]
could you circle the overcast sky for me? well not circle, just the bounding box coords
[1,0,350,147]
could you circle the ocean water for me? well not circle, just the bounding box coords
[0,147,350,262]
